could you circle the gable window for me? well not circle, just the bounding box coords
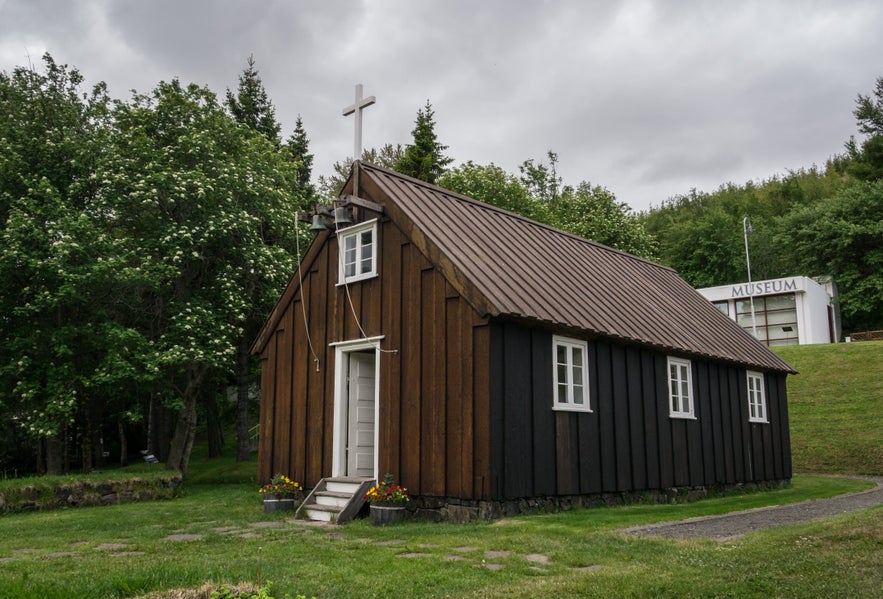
[552,336,591,412]
[667,357,695,419]
[337,219,377,284]
[747,371,768,423]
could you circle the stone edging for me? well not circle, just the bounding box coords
[0,475,183,514]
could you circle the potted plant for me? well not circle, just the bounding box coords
[364,473,409,525]
[259,473,304,513]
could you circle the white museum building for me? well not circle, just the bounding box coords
[697,276,840,346]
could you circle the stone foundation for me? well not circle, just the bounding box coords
[410,480,790,522]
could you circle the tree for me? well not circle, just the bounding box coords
[549,182,658,259]
[519,151,564,205]
[225,56,281,146]
[285,115,315,202]
[439,155,656,259]
[226,60,315,462]
[775,181,883,333]
[395,100,452,183]
[439,161,546,221]
[845,76,883,181]
[0,54,131,474]
[318,143,404,200]
[102,79,303,473]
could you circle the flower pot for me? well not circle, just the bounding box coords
[263,494,297,513]
[370,504,406,525]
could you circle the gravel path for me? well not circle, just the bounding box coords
[623,476,883,541]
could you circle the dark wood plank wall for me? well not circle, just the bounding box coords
[489,320,792,501]
[257,217,493,499]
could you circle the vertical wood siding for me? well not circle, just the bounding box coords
[257,218,492,499]
[488,320,792,500]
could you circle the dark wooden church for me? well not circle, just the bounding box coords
[252,162,795,521]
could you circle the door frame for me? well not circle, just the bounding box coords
[330,336,383,479]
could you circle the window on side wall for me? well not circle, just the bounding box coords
[747,370,768,423]
[552,336,591,412]
[337,219,377,284]
[667,357,695,419]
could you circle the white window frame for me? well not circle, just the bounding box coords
[747,370,768,423]
[337,219,378,284]
[667,356,695,419]
[552,335,591,413]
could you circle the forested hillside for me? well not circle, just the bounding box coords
[641,77,883,336]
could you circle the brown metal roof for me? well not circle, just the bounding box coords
[355,162,795,373]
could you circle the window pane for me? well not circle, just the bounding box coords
[573,385,583,404]
[557,384,568,404]
[573,365,583,386]
[557,364,568,385]
[557,345,567,365]
[765,293,795,310]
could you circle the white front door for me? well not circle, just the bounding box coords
[346,352,376,477]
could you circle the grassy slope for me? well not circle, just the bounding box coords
[773,340,883,476]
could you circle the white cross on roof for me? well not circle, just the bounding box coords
[342,83,376,161]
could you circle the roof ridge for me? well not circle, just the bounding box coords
[357,161,674,274]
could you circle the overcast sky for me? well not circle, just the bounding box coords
[3,0,882,212]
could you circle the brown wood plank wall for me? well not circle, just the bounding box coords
[489,320,792,501]
[257,217,493,500]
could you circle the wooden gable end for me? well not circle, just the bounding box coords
[255,187,494,499]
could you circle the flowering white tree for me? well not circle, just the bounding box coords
[102,80,303,473]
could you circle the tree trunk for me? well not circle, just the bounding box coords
[45,435,64,475]
[166,363,208,475]
[205,389,223,459]
[81,401,94,474]
[148,394,172,462]
[146,393,156,456]
[236,339,252,462]
[118,413,128,466]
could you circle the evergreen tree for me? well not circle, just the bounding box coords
[225,55,281,146]
[845,76,883,182]
[395,100,452,183]
[226,58,313,462]
[285,115,315,201]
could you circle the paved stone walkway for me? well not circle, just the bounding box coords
[623,476,883,541]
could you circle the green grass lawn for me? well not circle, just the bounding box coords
[0,470,878,598]
[1,341,880,597]
[774,340,883,475]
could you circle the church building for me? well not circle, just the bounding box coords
[251,161,795,521]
